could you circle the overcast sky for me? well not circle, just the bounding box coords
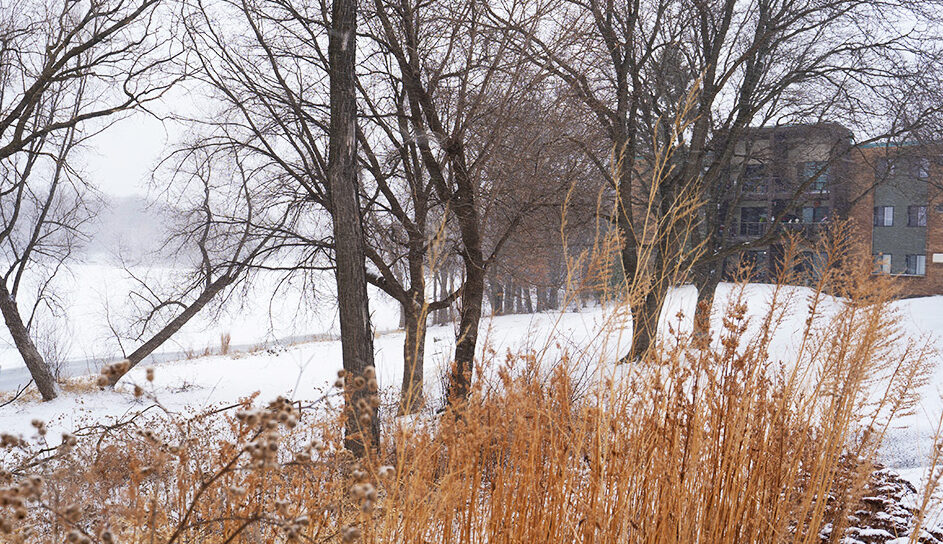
[80,78,208,199]
[83,111,169,197]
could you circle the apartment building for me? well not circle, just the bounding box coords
[722,123,943,296]
[725,124,854,281]
[847,143,943,296]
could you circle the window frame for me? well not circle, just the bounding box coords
[874,253,892,274]
[907,205,927,227]
[798,161,829,194]
[873,206,894,227]
[905,254,926,276]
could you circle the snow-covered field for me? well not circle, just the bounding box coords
[0,263,403,384]
[2,276,943,479]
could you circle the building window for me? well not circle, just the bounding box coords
[908,205,927,227]
[802,206,829,223]
[740,207,768,236]
[874,254,892,274]
[905,254,926,276]
[878,158,896,177]
[798,161,829,193]
[742,250,765,267]
[873,206,894,227]
[742,163,767,193]
[916,158,930,180]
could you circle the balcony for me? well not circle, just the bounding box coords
[739,221,768,237]
[784,222,825,238]
[737,220,825,239]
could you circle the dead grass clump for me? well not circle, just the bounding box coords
[221,332,232,355]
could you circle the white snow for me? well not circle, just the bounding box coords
[2,278,943,480]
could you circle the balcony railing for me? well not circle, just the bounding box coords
[738,221,825,238]
[739,221,768,237]
[784,221,826,237]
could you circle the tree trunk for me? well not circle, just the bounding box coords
[693,261,723,347]
[523,286,533,314]
[399,223,428,414]
[446,153,485,407]
[629,287,663,362]
[0,282,57,400]
[108,274,236,386]
[436,269,450,325]
[615,124,646,362]
[449,261,484,405]
[399,302,427,414]
[328,0,377,456]
[488,279,502,315]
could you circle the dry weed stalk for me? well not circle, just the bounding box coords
[0,166,940,544]
[1,228,938,543]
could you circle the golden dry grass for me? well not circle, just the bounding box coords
[0,229,939,543]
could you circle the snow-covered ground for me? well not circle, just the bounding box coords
[1,278,943,478]
[0,263,402,384]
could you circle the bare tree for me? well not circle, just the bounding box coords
[177,0,380,451]
[103,145,303,386]
[355,44,585,412]
[356,80,460,413]
[364,0,579,405]
[0,115,91,401]
[328,0,379,455]
[0,0,176,399]
[498,0,943,360]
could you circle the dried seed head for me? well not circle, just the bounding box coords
[350,483,366,499]
[341,525,361,542]
[145,367,155,382]
[275,499,289,514]
[378,465,395,479]
[363,366,376,380]
[64,504,80,521]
